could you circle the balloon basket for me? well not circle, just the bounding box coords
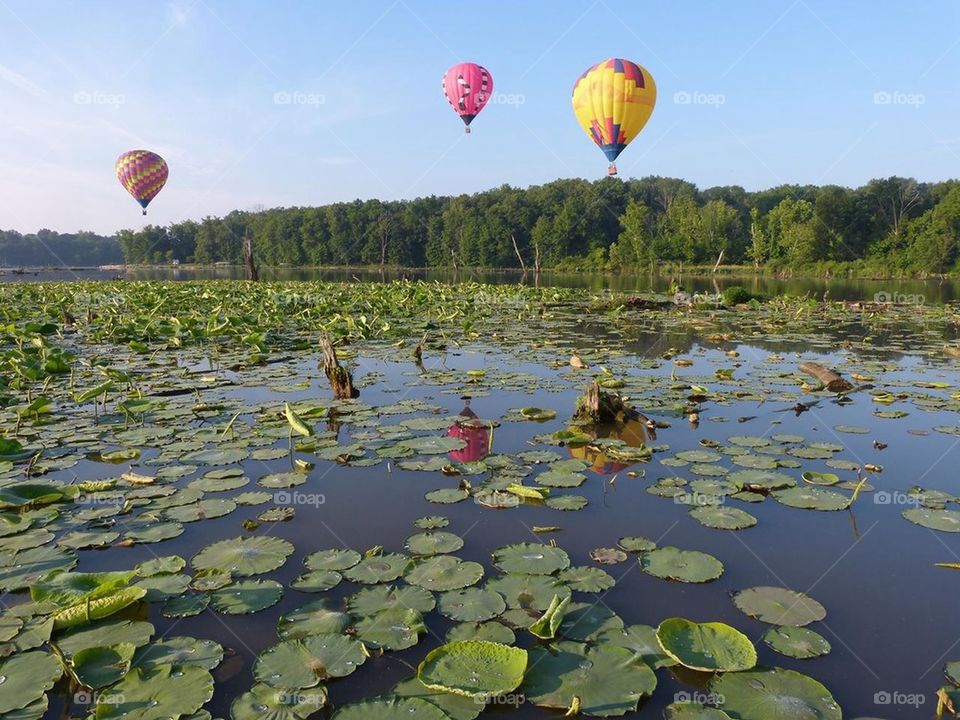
[465,126,471,134]
[142,210,147,216]
[607,164,618,176]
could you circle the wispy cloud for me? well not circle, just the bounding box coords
[0,63,47,98]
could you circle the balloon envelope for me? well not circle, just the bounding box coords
[442,62,493,130]
[571,58,656,170]
[116,150,168,212]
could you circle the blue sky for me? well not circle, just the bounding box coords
[1,0,958,234]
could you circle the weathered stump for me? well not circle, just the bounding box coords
[320,336,358,399]
[798,362,853,393]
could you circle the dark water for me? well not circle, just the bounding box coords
[41,334,960,720]
[2,264,958,304]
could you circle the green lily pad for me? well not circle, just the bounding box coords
[903,507,960,532]
[559,602,624,641]
[772,486,850,511]
[418,640,527,700]
[135,556,186,577]
[209,579,283,614]
[405,531,464,556]
[762,625,831,659]
[254,634,366,688]
[414,516,449,529]
[558,566,615,592]
[438,588,506,622]
[484,573,571,611]
[347,584,436,616]
[161,594,210,618]
[640,547,724,583]
[664,704,733,719]
[343,553,410,584]
[192,536,294,576]
[545,494,588,511]
[733,587,827,626]
[710,667,841,720]
[331,697,450,720]
[406,555,484,591]
[689,505,758,530]
[354,607,426,650]
[492,542,569,574]
[597,625,677,670]
[393,677,483,720]
[230,682,327,720]
[618,536,657,553]
[94,664,214,720]
[424,488,469,504]
[291,570,342,593]
[0,651,63,714]
[132,636,223,671]
[278,599,351,639]
[656,618,757,672]
[446,621,516,644]
[522,640,657,717]
[304,548,361,571]
[55,619,154,658]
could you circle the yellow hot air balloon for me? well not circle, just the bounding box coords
[572,58,656,175]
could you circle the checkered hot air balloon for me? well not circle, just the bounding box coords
[442,62,493,133]
[572,58,657,176]
[116,150,168,215]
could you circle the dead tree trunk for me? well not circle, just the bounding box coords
[574,380,635,424]
[320,336,358,399]
[798,362,853,393]
[511,234,527,275]
[243,237,259,282]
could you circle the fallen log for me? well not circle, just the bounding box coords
[798,362,853,393]
[320,336,358,399]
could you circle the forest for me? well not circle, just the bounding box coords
[4,175,959,274]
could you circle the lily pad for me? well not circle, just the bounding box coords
[406,555,484,591]
[418,640,527,700]
[192,536,294,576]
[393,677,483,720]
[230,682,327,720]
[732,587,826,626]
[278,599,351,639]
[94,664,214,720]
[347,584,436,616]
[772,486,850,511]
[640,547,724,583]
[254,634,366,688]
[405,531,464,556]
[903,507,960,532]
[303,548,361,571]
[438,587,506,622]
[709,666,841,720]
[331,697,450,720]
[762,625,831,659]
[689,505,757,530]
[522,640,657,717]
[656,618,757,672]
[354,607,426,650]
[343,553,410,584]
[491,542,570,574]
[0,651,63,714]
[209,579,283,614]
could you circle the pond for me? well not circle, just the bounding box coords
[1,281,959,720]
[2,264,958,304]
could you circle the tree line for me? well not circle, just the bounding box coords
[4,176,959,273]
[0,230,123,267]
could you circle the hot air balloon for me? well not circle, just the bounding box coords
[116,150,168,215]
[442,62,493,133]
[571,58,656,175]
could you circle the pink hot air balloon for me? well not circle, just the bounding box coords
[442,62,493,133]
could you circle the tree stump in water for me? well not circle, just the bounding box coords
[798,362,853,394]
[574,380,635,424]
[320,336,358,399]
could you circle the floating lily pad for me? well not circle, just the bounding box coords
[418,640,527,700]
[0,651,63,714]
[903,507,960,532]
[133,636,223,671]
[161,594,209,618]
[558,566,615,592]
[640,547,724,583]
[278,599,351,639]
[559,602,624,641]
[405,555,484,591]
[425,488,468,504]
[772,486,850,511]
[492,542,569,574]
[664,703,734,719]
[545,494,588,511]
[732,587,826,626]
[618,536,657,553]
[689,505,757,530]
[484,573,571,611]
[393,677,483,720]
[304,548,361,571]
[94,664,214,720]
[414,515,449,529]
[354,607,426,650]
[331,697,449,720]
[192,536,293,576]
[597,625,677,670]
[405,531,464,556]
[710,667,841,720]
[522,640,657,717]
[209,579,283,614]
[291,570,342,593]
[255,634,366,688]
[230,682,327,720]
[347,583,436,616]
[656,618,757,672]
[446,621,516,644]
[762,625,831,659]
[136,556,186,577]
[438,588,506,622]
[343,553,410,584]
